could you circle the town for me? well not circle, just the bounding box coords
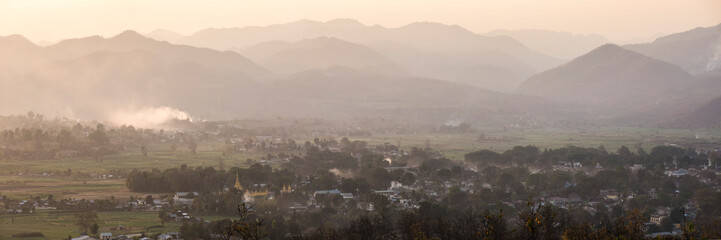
[1,116,720,239]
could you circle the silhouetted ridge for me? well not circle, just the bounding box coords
[625,23,721,74]
[519,44,694,124]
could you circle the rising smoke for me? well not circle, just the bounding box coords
[706,35,721,72]
[108,106,193,128]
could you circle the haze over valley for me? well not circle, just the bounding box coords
[2,19,721,128]
[1,1,721,239]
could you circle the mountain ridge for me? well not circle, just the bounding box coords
[519,44,696,124]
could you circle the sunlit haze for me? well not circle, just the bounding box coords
[2,1,721,238]
[2,0,720,43]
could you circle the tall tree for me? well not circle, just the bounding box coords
[75,208,98,233]
[88,123,109,146]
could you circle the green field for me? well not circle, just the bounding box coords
[0,175,128,200]
[2,127,719,176]
[0,210,224,239]
[0,142,263,174]
[353,127,721,161]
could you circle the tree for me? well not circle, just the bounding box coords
[75,208,98,233]
[219,203,268,240]
[681,221,699,240]
[56,129,73,149]
[188,138,198,154]
[158,208,167,227]
[660,217,674,231]
[141,145,148,157]
[90,223,99,235]
[516,199,565,239]
[614,208,645,239]
[88,124,109,146]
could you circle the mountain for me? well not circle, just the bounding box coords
[0,35,43,69]
[0,31,570,125]
[625,23,721,74]
[177,19,562,90]
[675,95,721,128]
[519,44,696,123]
[44,30,271,78]
[145,29,185,42]
[234,37,404,75]
[370,41,536,91]
[485,29,609,60]
[237,67,563,123]
[0,31,271,120]
[179,20,561,70]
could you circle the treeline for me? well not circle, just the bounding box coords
[465,144,718,171]
[125,164,296,193]
[0,123,117,160]
[183,200,721,240]
[0,113,201,160]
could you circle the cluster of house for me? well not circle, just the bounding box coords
[542,164,718,236]
[72,232,173,240]
[229,135,289,152]
[552,161,608,174]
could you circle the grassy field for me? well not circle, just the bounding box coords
[0,175,130,200]
[0,143,261,200]
[0,210,226,239]
[2,127,718,175]
[0,142,263,174]
[354,127,721,161]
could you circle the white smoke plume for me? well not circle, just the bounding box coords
[329,168,354,178]
[443,118,463,126]
[243,191,255,203]
[390,181,403,190]
[108,106,193,128]
[706,36,721,72]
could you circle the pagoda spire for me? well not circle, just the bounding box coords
[234,173,243,190]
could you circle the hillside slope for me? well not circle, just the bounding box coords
[520,44,697,123]
[625,23,721,74]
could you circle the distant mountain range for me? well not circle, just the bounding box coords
[240,67,561,123]
[169,19,562,91]
[234,37,404,76]
[0,31,270,120]
[625,23,721,75]
[0,30,565,125]
[520,43,721,125]
[145,29,185,43]
[2,20,720,127]
[485,29,609,60]
[520,44,692,105]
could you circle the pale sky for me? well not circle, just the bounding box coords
[1,0,720,43]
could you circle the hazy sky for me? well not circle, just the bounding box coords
[2,0,720,43]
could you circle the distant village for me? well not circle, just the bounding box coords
[2,128,720,239]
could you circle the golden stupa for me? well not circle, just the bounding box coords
[234,173,243,191]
